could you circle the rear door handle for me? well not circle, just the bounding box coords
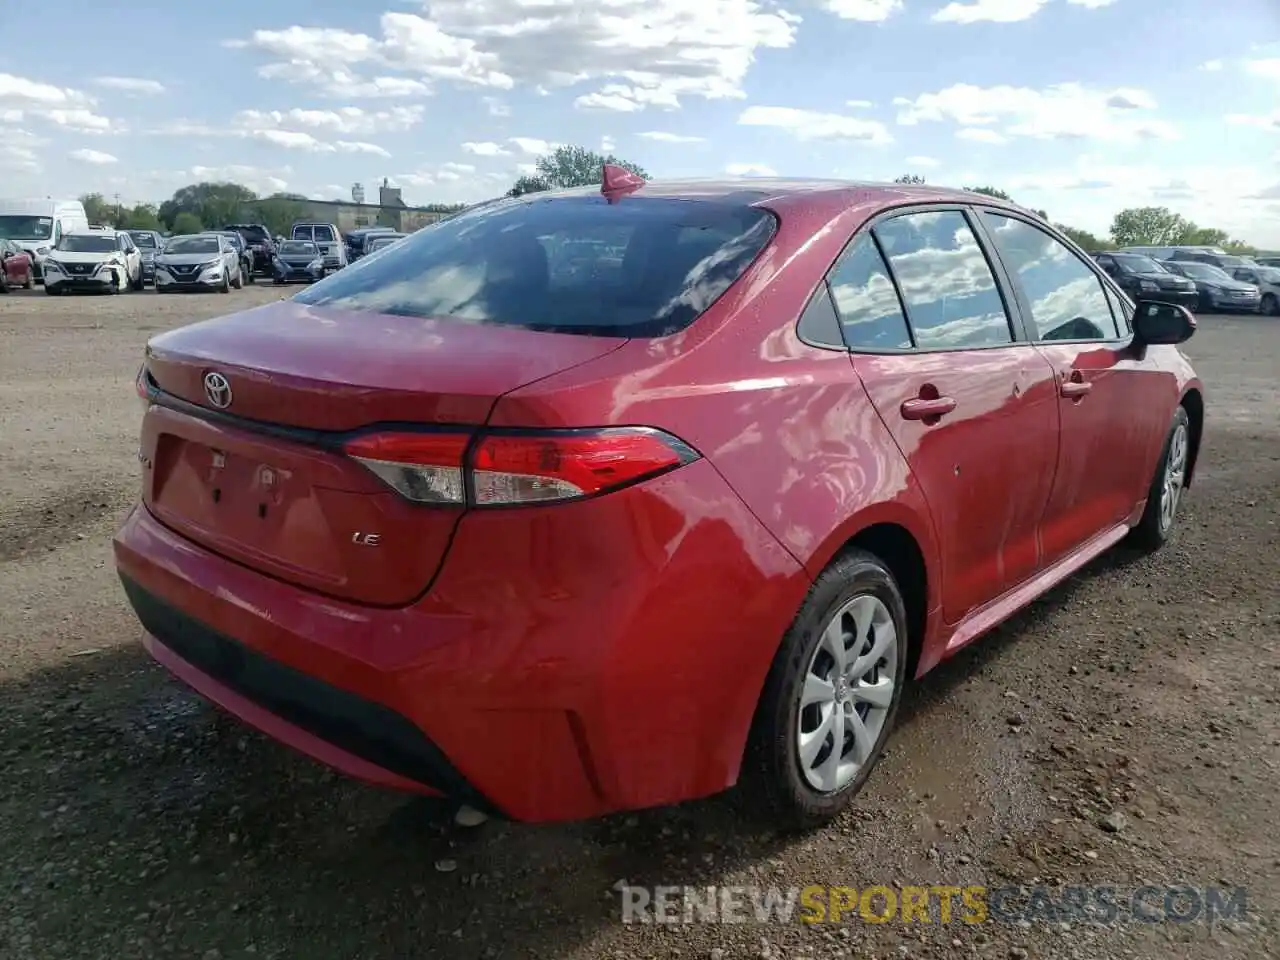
[1060,379,1092,399]
[900,396,957,420]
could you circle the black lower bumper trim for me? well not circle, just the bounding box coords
[119,574,501,815]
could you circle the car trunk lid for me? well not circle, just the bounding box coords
[140,300,626,604]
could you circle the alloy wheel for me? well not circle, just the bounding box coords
[796,594,898,793]
[1159,421,1189,534]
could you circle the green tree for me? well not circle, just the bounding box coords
[120,204,162,231]
[171,211,204,235]
[1182,226,1230,247]
[507,145,649,196]
[252,194,309,237]
[894,174,925,185]
[507,174,551,197]
[964,185,1012,201]
[1109,206,1194,247]
[1055,224,1111,252]
[158,182,259,231]
[78,192,117,226]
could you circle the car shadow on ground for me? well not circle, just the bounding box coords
[0,544,1145,959]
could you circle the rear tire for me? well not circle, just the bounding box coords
[743,549,908,832]
[1127,406,1191,552]
[1262,293,1279,317]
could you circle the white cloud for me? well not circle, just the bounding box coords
[896,83,1178,142]
[601,135,617,153]
[932,0,1047,23]
[738,105,893,144]
[234,105,422,136]
[1244,58,1280,81]
[0,128,42,172]
[462,141,509,157]
[957,126,1008,144]
[726,162,777,176]
[1199,59,1224,72]
[906,155,941,168]
[509,137,553,155]
[1067,0,1118,6]
[0,73,112,133]
[846,99,875,108]
[92,76,165,95]
[336,140,392,157]
[69,148,118,165]
[821,0,903,20]
[1227,112,1280,131]
[482,96,511,116]
[638,131,707,143]
[228,3,799,112]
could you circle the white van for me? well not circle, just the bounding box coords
[0,199,90,281]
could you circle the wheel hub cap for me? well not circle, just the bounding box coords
[795,594,899,794]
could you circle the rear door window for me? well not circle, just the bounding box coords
[873,210,1014,349]
[291,226,313,241]
[825,233,912,350]
[294,196,777,337]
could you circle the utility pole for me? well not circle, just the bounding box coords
[113,193,122,225]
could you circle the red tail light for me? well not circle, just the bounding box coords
[343,427,697,506]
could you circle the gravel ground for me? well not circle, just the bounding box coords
[1,285,1277,960]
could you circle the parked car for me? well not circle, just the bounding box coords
[290,222,346,271]
[1091,252,1198,310]
[0,238,34,291]
[1166,248,1258,272]
[364,232,406,255]
[270,239,326,284]
[126,230,165,286]
[1160,260,1261,313]
[222,223,277,277]
[117,175,1203,829]
[215,231,256,285]
[1253,256,1280,268]
[154,233,242,293]
[345,226,397,262]
[43,229,144,294]
[0,197,89,281]
[1230,264,1280,315]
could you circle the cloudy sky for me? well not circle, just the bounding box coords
[2,0,1279,244]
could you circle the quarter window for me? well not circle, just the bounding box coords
[873,211,1014,349]
[825,233,912,350]
[981,213,1119,342]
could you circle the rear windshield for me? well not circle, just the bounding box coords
[294,225,337,242]
[128,231,158,248]
[58,235,115,253]
[279,241,317,256]
[229,225,269,241]
[293,196,777,336]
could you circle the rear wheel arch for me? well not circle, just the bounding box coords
[1180,388,1204,487]
[838,523,929,679]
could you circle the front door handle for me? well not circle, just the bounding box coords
[900,396,957,420]
[1060,373,1091,399]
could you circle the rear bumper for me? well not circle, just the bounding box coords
[113,460,808,822]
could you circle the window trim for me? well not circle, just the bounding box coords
[969,205,1135,348]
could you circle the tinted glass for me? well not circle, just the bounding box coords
[164,236,220,255]
[291,226,313,240]
[128,232,157,248]
[57,235,116,253]
[279,241,317,256]
[982,213,1118,342]
[294,196,777,337]
[1254,267,1280,282]
[1175,262,1229,281]
[873,211,1012,349]
[826,233,912,350]
[1104,285,1132,334]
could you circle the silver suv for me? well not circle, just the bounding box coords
[290,222,347,272]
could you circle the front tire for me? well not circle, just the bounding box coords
[743,549,908,832]
[1127,406,1191,552]
[219,272,231,294]
[1262,293,1279,317]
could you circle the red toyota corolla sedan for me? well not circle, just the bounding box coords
[114,172,1204,829]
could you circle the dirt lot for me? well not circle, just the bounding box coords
[1,285,1277,960]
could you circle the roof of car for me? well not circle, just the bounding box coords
[65,228,123,238]
[499,177,1031,218]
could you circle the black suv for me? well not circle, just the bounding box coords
[1092,252,1198,310]
[222,223,276,277]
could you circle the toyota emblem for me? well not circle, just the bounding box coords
[203,372,233,409]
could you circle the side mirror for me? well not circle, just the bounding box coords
[1133,299,1196,346]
